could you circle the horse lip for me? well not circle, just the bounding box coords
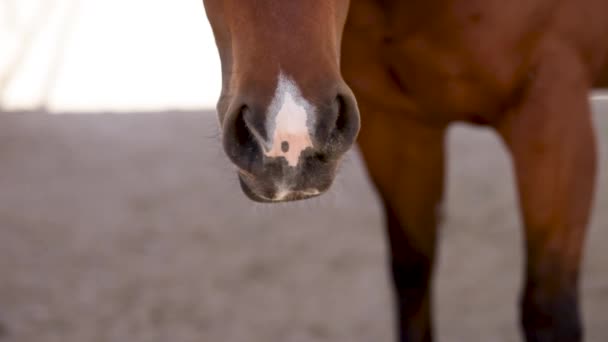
[237,172,271,202]
[237,172,323,203]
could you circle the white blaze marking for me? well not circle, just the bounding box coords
[264,72,315,167]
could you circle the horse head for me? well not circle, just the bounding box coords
[203,0,359,202]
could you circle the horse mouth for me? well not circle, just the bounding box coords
[237,172,323,203]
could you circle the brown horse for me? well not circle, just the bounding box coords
[202,1,608,341]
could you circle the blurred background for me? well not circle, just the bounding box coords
[0,0,220,111]
[0,1,606,342]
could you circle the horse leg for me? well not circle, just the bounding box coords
[357,108,446,342]
[497,51,597,342]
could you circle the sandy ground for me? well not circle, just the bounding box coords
[0,107,606,342]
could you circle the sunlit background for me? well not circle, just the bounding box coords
[2,0,607,112]
[1,0,220,111]
[0,1,607,342]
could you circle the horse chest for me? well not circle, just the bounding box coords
[344,35,520,125]
[343,1,539,124]
[390,41,500,118]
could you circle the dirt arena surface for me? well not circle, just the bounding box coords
[0,105,606,342]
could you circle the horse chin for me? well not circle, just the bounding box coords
[237,170,328,203]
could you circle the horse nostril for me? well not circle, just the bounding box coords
[234,106,253,147]
[334,95,348,134]
[327,92,360,152]
[223,105,263,170]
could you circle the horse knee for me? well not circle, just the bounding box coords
[520,282,582,342]
[385,208,435,308]
[391,254,432,295]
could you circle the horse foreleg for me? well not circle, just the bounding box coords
[497,51,597,342]
[357,109,446,342]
